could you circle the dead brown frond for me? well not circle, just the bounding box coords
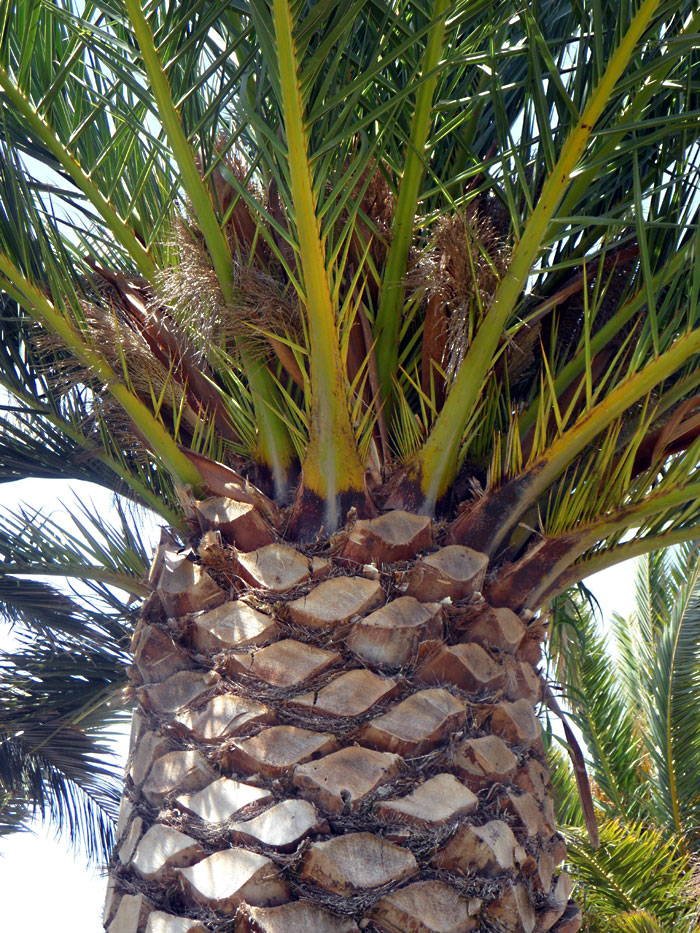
[506,242,640,409]
[198,139,266,260]
[350,164,395,272]
[157,147,304,379]
[29,319,92,396]
[157,218,298,372]
[155,218,229,358]
[83,392,154,462]
[423,208,511,387]
[31,283,199,441]
[231,264,301,344]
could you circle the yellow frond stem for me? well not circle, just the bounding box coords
[271,0,365,523]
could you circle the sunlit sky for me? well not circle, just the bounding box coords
[0,478,638,931]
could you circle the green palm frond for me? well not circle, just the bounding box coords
[565,821,697,932]
[0,288,184,525]
[637,554,700,843]
[1,629,129,741]
[0,491,140,857]
[0,790,31,838]
[0,616,130,863]
[0,496,151,597]
[612,550,674,714]
[551,594,649,822]
[0,575,124,647]
[603,547,700,846]
[0,723,122,864]
[606,914,669,933]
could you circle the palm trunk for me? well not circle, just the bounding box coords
[104,506,581,933]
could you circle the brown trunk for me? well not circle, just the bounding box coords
[104,506,581,933]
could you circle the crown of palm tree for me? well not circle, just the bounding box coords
[2,0,700,863]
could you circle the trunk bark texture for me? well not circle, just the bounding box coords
[104,505,582,933]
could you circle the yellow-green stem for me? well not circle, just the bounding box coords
[0,70,155,280]
[271,0,365,526]
[374,0,450,412]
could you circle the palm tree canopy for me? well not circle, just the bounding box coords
[1,0,700,568]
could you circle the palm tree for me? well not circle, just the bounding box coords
[2,0,700,929]
[549,548,700,931]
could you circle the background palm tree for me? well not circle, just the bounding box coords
[549,548,700,931]
[0,502,147,860]
[2,0,700,929]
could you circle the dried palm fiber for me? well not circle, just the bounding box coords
[156,155,303,379]
[417,208,510,407]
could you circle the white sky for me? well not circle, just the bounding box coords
[0,477,639,931]
[0,822,110,928]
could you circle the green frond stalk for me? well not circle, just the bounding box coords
[490,480,700,610]
[270,0,365,525]
[374,0,450,411]
[124,0,295,498]
[546,526,700,598]
[1,565,148,597]
[123,0,232,297]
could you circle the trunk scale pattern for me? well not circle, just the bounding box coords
[104,504,582,933]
